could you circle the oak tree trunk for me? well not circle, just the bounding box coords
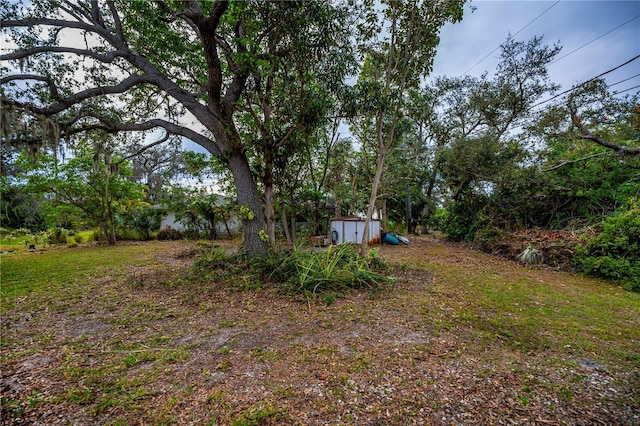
[228,151,268,257]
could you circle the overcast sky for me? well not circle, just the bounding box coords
[430,0,640,97]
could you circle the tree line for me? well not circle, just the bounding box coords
[1,1,638,287]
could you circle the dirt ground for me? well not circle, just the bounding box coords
[1,236,639,425]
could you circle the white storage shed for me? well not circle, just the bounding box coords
[330,217,381,245]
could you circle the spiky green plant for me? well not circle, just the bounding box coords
[518,245,544,265]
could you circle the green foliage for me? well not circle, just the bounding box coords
[161,187,235,239]
[250,244,389,296]
[518,245,545,265]
[440,196,490,242]
[0,182,47,231]
[19,145,148,244]
[125,209,162,241]
[194,244,236,270]
[575,202,640,291]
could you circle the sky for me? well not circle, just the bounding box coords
[430,0,640,98]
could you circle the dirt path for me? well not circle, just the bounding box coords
[2,237,639,425]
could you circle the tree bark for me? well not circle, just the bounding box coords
[281,203,292,245]
[263,149,277,245]
[360,149,387,256]
[227,151,267,257]
[290,204,297,244]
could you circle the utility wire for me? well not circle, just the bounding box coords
[613,84,640,96]
[461,0,561,76]
[530,54,640,109]
[549,14,640,65]
[525,73,640,114]
[608,73,640,88]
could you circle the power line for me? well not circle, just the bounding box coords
[531,54,640,109]
[609,73,640,88]
[527,73,640,114]
[549,14,640,65]
[461,0,561,76]
[613,84,640,96]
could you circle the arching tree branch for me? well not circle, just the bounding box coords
[82,112,220,155]
[2,17,107,38]
[542,151,610,172]
[1,46,127,64]
[1,74,62,100]
[109,132,171,165]
[568,96,640,156]
[2,74,156,116]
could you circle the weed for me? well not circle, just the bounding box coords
[322,292,336,306]
[518,245,544,265]
[219,319,236,328]
[216,360,232,371]
[1,397,24,417]
[231,402,289,426]
[557,386,574,401]
[64,387,95,404]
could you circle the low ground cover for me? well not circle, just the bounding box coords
[1,237,639,425]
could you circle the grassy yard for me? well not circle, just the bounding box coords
[1,237,639,425]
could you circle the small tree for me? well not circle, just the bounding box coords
[353,0,465,255]
[24,144,146,244]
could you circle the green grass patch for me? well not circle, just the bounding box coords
[231,401,290,425]
[423,260,640,366]
[1,243,173,311]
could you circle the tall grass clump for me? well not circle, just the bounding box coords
[190,241,389,297]
[518,245,544,265]
[192,243,244,275]
[250,243,389,295]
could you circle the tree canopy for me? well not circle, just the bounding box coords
[2,0,638,285]
[1,0,357,256]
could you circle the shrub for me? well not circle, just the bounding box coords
[518,245,544,265]
[280,244,387,294]
[48,227,70,245]
[575,201,640,291]
[194,244,237,270]
[157,226,183,240]
[440,197,490,242]
[128,210,161,240]
[249,243,389,295]
[190,242,390,297]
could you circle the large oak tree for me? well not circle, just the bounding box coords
[1,0,352,256]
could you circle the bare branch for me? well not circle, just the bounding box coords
[2,46,127,63]
[207,0,227,20]
[110,132,171,165]
[1,74,62,100]
[222,17,249,114]
[2,74,156,116]
[215,35,240,74]
[90,1,105,28]
[3,17,111,40]
[106,1,124,39]
[542,152,610,172]
[84,112,220,155]
[157,2,202,39]
[577,133,640,156]
[59,0,90,22]
[568,96,640,156]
